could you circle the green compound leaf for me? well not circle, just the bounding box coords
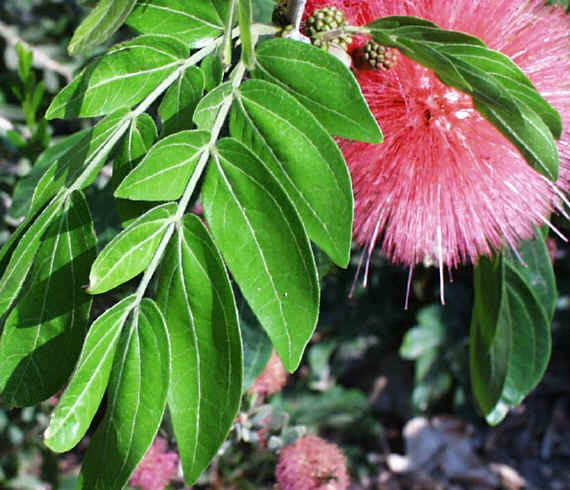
[127,0,225,47]
[471,236,553,425]
[202,138,319,372]
[0,191,96,407]
[115,130,210,201]
[253,38,383,143]
[112,113,158,227]
[0,195,65,319]
[157,215,242,485]
[88,203,176,294]
[46,36,187,119]
[44,294,137,453]
[159,66,205,136]
[78,298,170,490]
[193,82,232,131]
[231,79,353,267]
[68,0,138,55]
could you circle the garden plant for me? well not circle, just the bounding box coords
[0,0,569,488]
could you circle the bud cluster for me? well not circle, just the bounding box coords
[306,7,353,51]
[272,0,289,27]
[363,40,399,71]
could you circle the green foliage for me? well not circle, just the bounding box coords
[0,1,564,487]
[364,17,562,179]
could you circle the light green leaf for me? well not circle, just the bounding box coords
[44,295,137,453]
[0,195,65,319]
[202,138,319,372]
[159,66,205,136]
[391,26,485,46]
[367,16,438,30]
[127,0,225,47]
[115,130,210,201]
[231,79,353,267]
[78,298,170,490]
[112,113,158,226]
[88,203,176,294]
[193,82,232,130]
[253,38,383,143]
[0,191,97,407]
[238,0,255,69]
[157,215,242,484]
[32,109,130,214]
[46,36,187,119]
[68,0,138,55]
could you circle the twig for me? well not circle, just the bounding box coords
[284,0,310,43]
[0,21,73,81]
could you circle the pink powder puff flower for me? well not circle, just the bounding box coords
[276,435,350,490]
[249,350,288,398]
[303,0,570,304]
[129,437,179,490]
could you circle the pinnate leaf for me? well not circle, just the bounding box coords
[159,66,205,136]
[68,0,138,55]
[471,236,553,424]
[112,113,158,226]
[253,38,383,143]
[0,191,96,407]
[78,298,170,490]
[157,215,242,484]
[46,36,187,119]
[0,195,65,319]
[88,203,176,294]
[202,138,319,372]
[193,82,232,131]
[45,294,137,452]
[115,130,210,201]
[127,0,225,47]
[231,79,353,267]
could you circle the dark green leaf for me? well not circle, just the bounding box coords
[231,79,353,267]
[475,98,559,179]
[115,130,210,201]
[88,203,176,294]
[193,82,232,131]
[112,113,158,226]
[9,130,89,220]
[46,36,187,119]
[32,109,130,215]
[392,26,484,46]
[68,0,138,55]
[159,66,205,136]
[0,195,65,319]
[127,0,225,47]
[157,215,242,484]
[78,298,170,490]
[240,302,273,390]
[44,295,137,452]
[367,16,438,30]
[253,38,383,143]
[0,191,97,407]
[202,138,319,371]
[201,51,223,91]
[472,248,552,425]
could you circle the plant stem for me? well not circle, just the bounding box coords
[287,0,307,31]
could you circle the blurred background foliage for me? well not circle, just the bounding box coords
[0,1,569,489]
